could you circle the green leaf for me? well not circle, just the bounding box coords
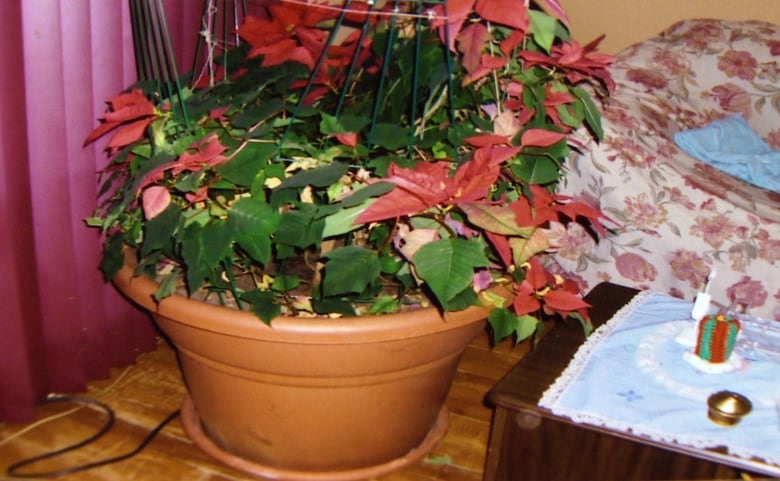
[227,198,281,265]
[173,171,205,193]
[379,254,403,275]
[275,206,325,249]
[321,199,376,238]
[511,155,561,184]
[529,10,558,53]
[272,273,300,292]
[488,308,540,344]
[413,239,489,310]
[180,224,212,293]
[556,101,584,129]
[153,269,180,301]
[219,142,276,186]
[85,216,105,228]
[231,97,284,129]
[264,162,287,183]
[319,113,347,134]
[322,246,382,296]
[335,114,371,133]
[446,286,479,311]
[100,233,127,281]
[269,185,299,209]
[569,311,594,336]
[424,454,453,466]
[522,81,546,112]
[200,219,234,264]
[573,86,605,140]
[130,151,177,193]
[241,289,281,324]
[312,297,357,317]
[141,204,181,257]
[276,162,350,190]
[370,123,412,150]
[367,296,401,314]
[339,182,395,208]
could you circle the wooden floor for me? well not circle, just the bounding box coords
[0,331,532,481]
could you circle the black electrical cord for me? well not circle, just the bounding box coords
[5,395,180,478]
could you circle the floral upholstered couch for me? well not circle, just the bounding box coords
[552,18,780,320]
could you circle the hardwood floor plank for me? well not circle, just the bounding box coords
[446,370,503,421]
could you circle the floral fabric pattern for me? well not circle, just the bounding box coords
[553,19,780,321]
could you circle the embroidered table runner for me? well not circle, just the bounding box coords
[540,291,780,468]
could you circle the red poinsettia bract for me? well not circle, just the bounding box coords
[137,132,229,195]
[354,153,501,224]
[518,37,616,93]
[84,88,158,153]
[430,0,531,52]
[237,3,337,71]
[431,0,572,85]
[136,133,230,219]
[511,184,605,232]
[512,256,590,318]
[237,3,377,104]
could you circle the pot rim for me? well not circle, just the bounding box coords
[113,247,498,344]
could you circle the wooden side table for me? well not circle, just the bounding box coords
[483,282,777,481]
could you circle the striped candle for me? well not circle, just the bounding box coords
[695,313,741,363]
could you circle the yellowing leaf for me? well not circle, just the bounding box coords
[509,229,550,265]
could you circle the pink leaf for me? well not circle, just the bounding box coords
[464,134,511,148]
[470,145,522,170]
[84,88,157,147]
[209,105,231,120]
[451,155,501,203]
[335,132,358,147]
[106,117,155,150]
[381,162,452,206]
[542,289,591,313]
[456,23,490,73]
[462,55,507,86]
[485,231,512,267]
[83,121,119,147]
[354,188,429,224]
[109,88,152,111]
[513,281,541,315]
[520,128,566,147]
[103,101,155,123]
[475,0,529,31]
[534,0,570,27]
[525,257,550,290]
[142,186,171,220]
[430,0,476,51]
[493,110,522,138]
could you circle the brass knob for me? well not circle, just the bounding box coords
[707,391,752,426]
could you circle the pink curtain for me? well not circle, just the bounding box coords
[0,0,203,422]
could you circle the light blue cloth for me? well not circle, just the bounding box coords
[674,115,780,193]
[540,291,780,471]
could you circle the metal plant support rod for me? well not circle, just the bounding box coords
[278,0,358,156]
[369,0,402,147]
[135,0,457,151]
[335,2,379,118]
[129,0,190,129]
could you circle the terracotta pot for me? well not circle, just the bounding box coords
[113,252,493,481]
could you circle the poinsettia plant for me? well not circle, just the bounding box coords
[86,0,614,344]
